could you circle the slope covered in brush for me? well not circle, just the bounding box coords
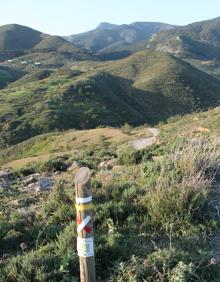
[0,50,220,146]
[146,17,220,59]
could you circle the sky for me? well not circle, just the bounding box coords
[1,0,220,35]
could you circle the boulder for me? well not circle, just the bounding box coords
[0,170,11,189]
[22,173,41,185]
[25,176,54,192]
[98,159,117,171]
[35,177,54,192]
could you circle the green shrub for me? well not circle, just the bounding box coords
[0,250,60,282]
[40,156,69,173]
[119,144,162,166]
[142,155,211,226]
[0,221,13,240]
[43,182,74,225]
[18,162,40,176]
[118,147,142,165]
[55,222,79,279]
[112,248,217,282]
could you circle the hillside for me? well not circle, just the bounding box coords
[146,16,220,60]
[0,24,93,62]
[0,50,220,147]
[0,24,81,52]
[1,106,220,281]
[65,22,174,59]
[0,66,22,88]
[0,105,219,168]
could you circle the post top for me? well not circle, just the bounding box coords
[74,167,91,185]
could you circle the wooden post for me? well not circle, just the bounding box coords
[74,167,96,282]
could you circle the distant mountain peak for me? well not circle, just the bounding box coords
[66,21,175,58]
[97,22,118,30]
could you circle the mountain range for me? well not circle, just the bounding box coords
[1,17,220,147]
[64,21,174,59]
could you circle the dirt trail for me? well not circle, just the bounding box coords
[132,128,159,150]
[210,180,220,260]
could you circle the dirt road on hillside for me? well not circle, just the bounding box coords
[132,128,159,150]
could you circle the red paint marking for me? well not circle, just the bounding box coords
[76,216,92,233]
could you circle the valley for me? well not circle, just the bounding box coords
[1,16,220,281]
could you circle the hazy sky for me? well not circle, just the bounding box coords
[1,0,220,35]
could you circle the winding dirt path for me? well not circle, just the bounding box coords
[132,128,159,150]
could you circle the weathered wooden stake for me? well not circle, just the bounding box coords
[74,167,96,282]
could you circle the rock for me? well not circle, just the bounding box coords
[98,159,117,171]
[0,169,12,177]
[22,173,41,185]
[67,161,80,172]
[35,177,54,192]
[25,176,54,192]
[0,169,11,189]
[27,183,38,192]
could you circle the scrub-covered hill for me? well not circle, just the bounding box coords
[0,50,220,147]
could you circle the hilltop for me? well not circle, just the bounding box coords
[146,16,220,60]
[0,24,93,62]
[65,21,174,59]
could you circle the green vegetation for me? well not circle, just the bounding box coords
[1,50,220,147]
[0,121,220,280]
[147,17,220,59]
[0,66,21,88]
[1,18,220,281]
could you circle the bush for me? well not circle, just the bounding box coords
[118,147,142,165]
[0,249,60,282]
[40,156,69,173]
[142,138,219,226]
[119,144,162,166]
[112,248,218,282]
[18,163,40,176]
[43,182,74,225]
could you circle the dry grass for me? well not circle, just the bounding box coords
[145,137,220,225]
[1,127,151,169]
[175,137,220,177]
